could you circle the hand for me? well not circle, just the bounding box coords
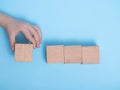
[5,19,42,51]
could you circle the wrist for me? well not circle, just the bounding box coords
[0,13,15,29]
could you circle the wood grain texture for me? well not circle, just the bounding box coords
[64,46,82,63]
[82,46,100,64]
[46,45,64,63]
[15,44,33,62]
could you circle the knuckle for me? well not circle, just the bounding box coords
[26,35,31,40]
[21,24,27,29]
[36,39,39,42]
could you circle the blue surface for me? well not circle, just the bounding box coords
[0,0,120,89]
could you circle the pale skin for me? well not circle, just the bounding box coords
[0,13,42,51]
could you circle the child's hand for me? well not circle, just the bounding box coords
[6,19,42,51]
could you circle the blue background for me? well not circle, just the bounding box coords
[0,0,120,90]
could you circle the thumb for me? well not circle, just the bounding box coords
[9,34,16,51]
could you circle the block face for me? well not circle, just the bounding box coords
[46,45,64,63]
[82,46,100,64]
[24,44,33,62]
[15,44,33,62]
[64,46,82,63]
[15,44,24,62]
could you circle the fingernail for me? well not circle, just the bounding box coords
[37,43,39,48]
[12,47,14,51]
[39,41,41,44]
[37,45,40,48]
[33,44,35,48]
[39,41,41,45]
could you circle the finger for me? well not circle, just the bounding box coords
[21,29,36,48]
[33,25,42,44]
[28,25,40,48]
[9,34,16,51]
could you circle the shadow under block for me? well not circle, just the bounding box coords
[15,44,33,62]
[64,46,82,63]
[46,45,64,63]
[82,46,100,64]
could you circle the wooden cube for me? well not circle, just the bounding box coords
[24,44,33,62]
[46,45,64,63]
[15,44,33,62]
[82,46,100,64]
[15,44,25,62]
[64,46,82,63]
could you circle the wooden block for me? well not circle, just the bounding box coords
[82,46,100,64]
[24,44,33,62]
[46,45,64,63]
[15,44,25,62]
[15,44,33,62]
[64,46,82,63]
